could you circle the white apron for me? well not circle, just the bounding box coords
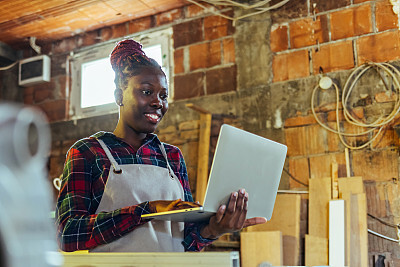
[90,139,185,252]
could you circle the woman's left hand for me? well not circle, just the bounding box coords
[200,189,267,239]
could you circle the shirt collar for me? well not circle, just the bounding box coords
[91,131,161,146]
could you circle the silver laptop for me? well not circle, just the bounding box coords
[141,124,287,223]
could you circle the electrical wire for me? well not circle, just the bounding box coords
[283,167,309,187]
[367,213,400,244]
[0,61,18,71]
[185,0,290,23]
[368,229,400,243]
[368,213,398,228]
[311,62,400,150]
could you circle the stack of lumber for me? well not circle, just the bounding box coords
[305,159,368,267]
[241,194,301,266]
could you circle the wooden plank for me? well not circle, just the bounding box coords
[309,177,331,238]
[195,113,211,205]
[240,231,283,267]
[246,194,301,266]
[305,234,328,266]
[350,193,368,267]
[345,147,351,177]
[329,200,346,267]
[338,176,365,266]
[338,176,364,198]
[331,161,339,199]
[63,252,239,267]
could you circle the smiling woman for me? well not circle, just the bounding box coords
[55,39,265,253]
[55,39,213,253]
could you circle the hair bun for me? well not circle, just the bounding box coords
[110,39,147,71]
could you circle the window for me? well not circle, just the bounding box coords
[69,28,172,120]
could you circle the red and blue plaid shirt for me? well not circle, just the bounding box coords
[56,131,213,252]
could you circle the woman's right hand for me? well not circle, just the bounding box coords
[148,199,202,213]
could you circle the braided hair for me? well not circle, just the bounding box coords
[110,39,164,90]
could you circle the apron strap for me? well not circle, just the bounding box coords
[97,139,122,173]
[159,143,177,180]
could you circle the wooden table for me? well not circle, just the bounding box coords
[62,251,240,267]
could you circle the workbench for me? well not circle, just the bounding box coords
[62,251,240,267]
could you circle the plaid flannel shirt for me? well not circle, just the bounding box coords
[56,131,214,252]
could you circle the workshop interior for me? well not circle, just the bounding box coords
[1,0,400,266]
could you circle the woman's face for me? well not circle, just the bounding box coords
[120,66,168,135]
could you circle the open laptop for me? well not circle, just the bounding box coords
[141,124,287,223]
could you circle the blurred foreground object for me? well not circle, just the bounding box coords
[0,103,62,267]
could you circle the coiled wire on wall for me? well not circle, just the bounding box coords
[311,62,400,150]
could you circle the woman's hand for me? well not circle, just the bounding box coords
[200,189,267,239]
[148,199,202,213]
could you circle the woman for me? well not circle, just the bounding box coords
[56,39,266,252]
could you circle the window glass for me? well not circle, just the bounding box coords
[70,28,172,120]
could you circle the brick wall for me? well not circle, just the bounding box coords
[271,0,400,264]
[271,0,400,82]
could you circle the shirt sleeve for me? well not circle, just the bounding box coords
[171,148,215,251]
[55,143,152,252]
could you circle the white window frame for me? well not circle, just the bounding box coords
[69,28,173,120]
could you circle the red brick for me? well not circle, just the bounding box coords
[371,128,400,148]
[222,38,235,64]
[204,15,234,40]
[352,106,365,120]
[271,0,308,24]
[288,157,310,188]
[38,41,52,55]
[37,99,67,122]
[330,4,372,40]
[310,0,351,13]
[375,91,397,103]
[101,23,127,41]
[174,72,205,100]
[305,124,328,154]
[174,48,184,74]
[365,182,388,217]
[206,66,236,95]
[173,19,203,48]
[326,106,363,125]
[284,114,318,127]
[313,102,341,113]
[23,87,34,105]
[357,31,400,64]
[376,0,399,32]
[156,9,183,26]
[339,121,370,148]
[327,109,345,122]
[34,87,53,103]
[285,126,307,156]
[186,4,205,17]
[77,31,99,48]
[309,153,346,179]
[312,40,354,74]
[289,15,329,48]
[385,181,400,214]
[271,24,288,52]
[326,122,342,152]
[189,40,221,70]
[57,75,68,99]
[53,37,77,54]
[128,17,152,35]
[272,49,310,82]
[354,4,373,35]
[352,149,398,181]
